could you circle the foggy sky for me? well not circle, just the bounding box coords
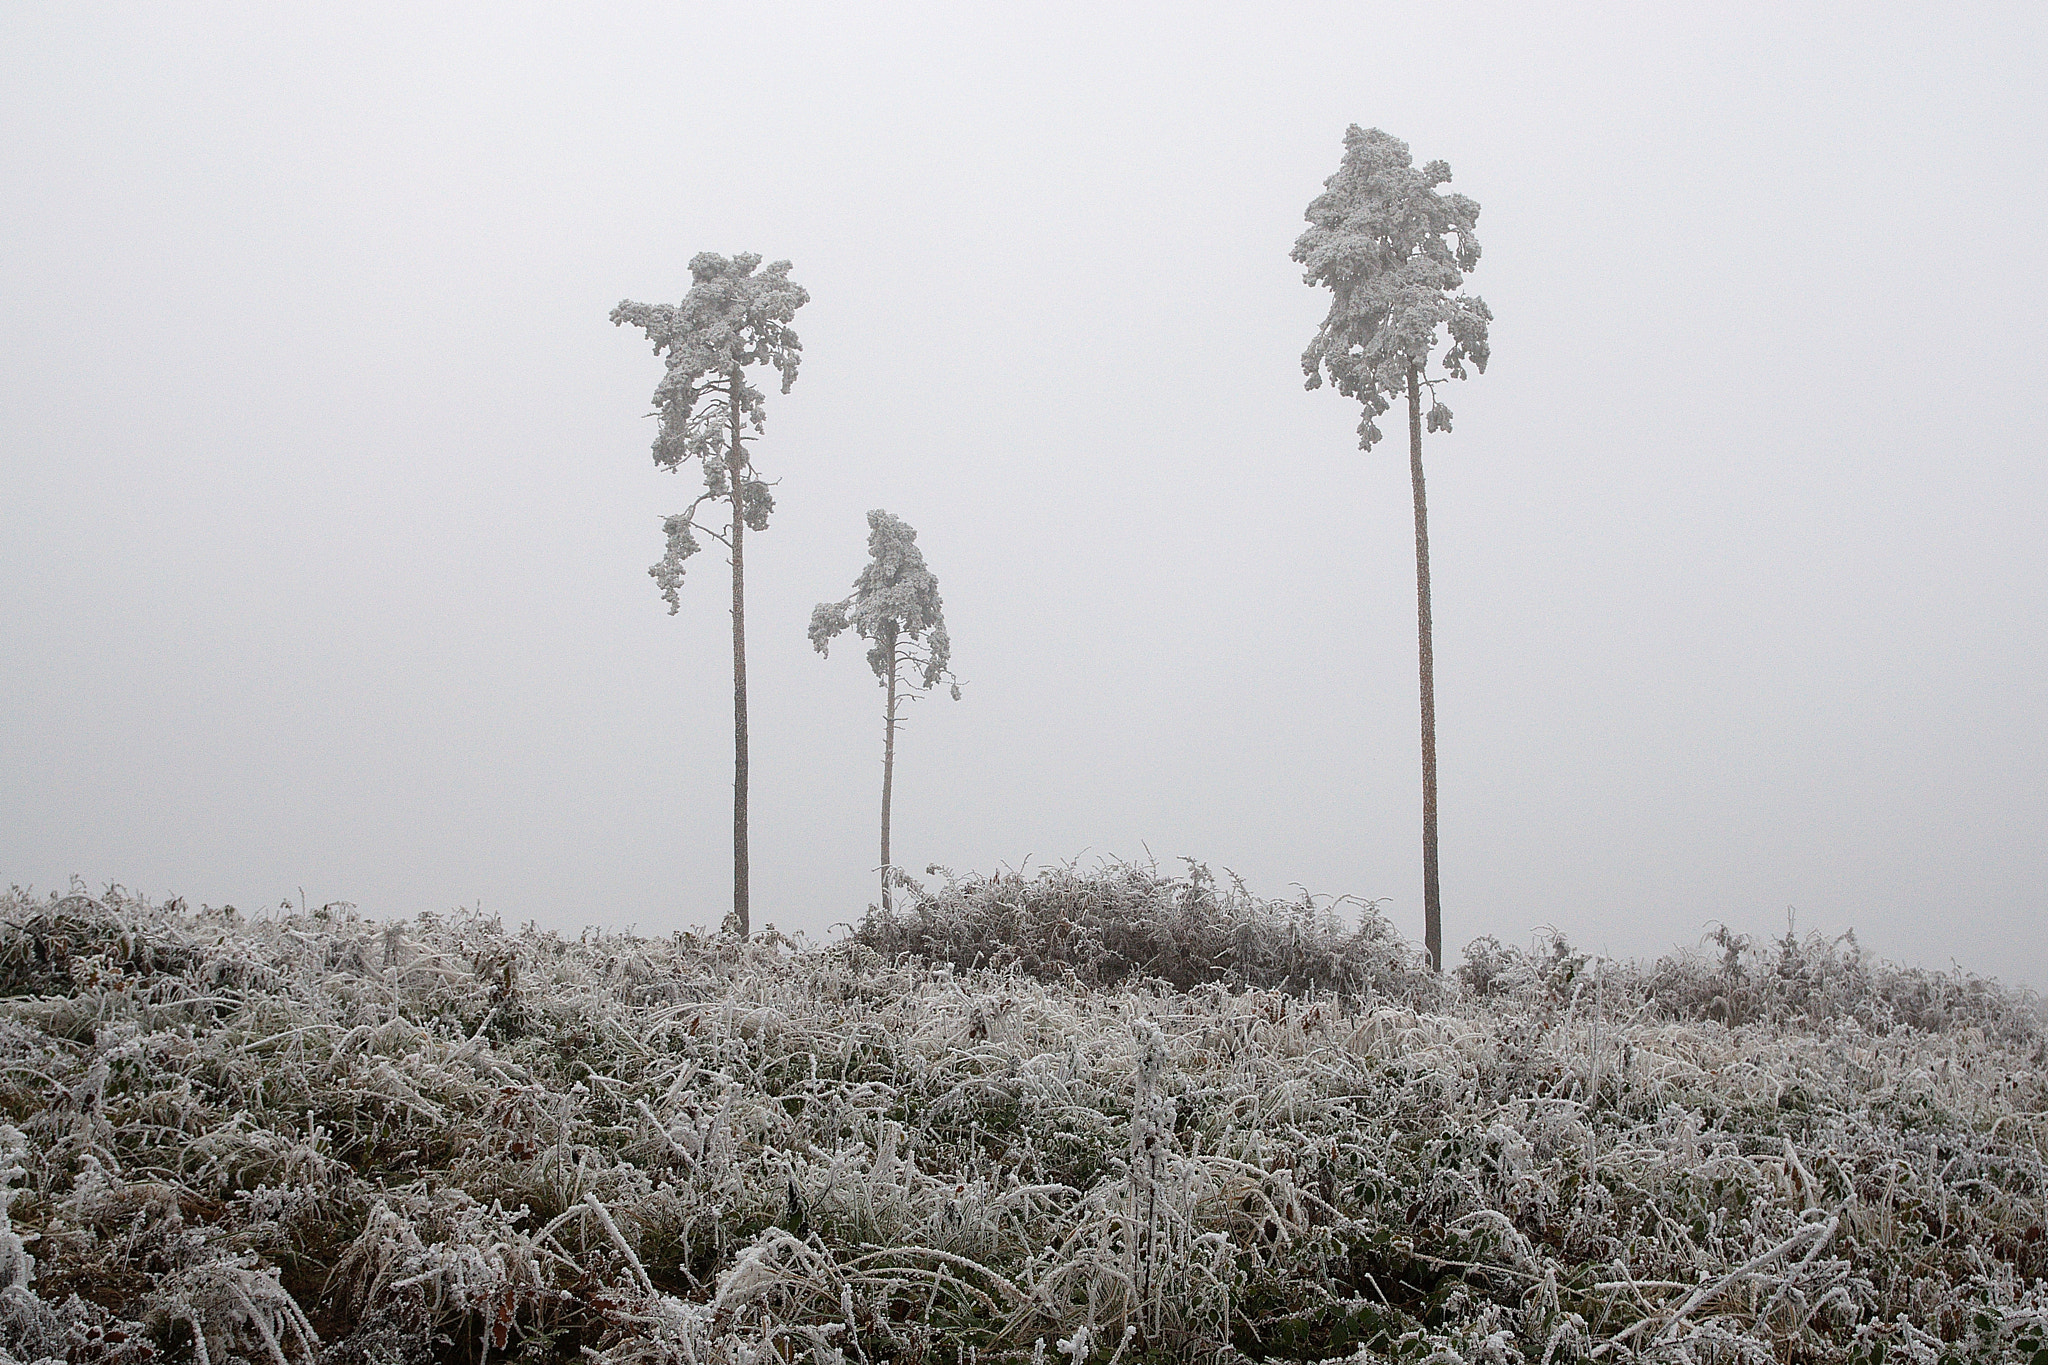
[4,4,2044,987]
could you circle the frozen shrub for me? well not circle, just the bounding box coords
[1458,921,2046,1044]
[855,859,1441,1003]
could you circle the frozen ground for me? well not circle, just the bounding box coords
[1,869,2043,1363]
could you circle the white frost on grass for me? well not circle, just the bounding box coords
[0,876,2043,1363]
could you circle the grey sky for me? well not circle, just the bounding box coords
[4,4,2044,986]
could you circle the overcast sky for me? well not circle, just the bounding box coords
[4,3,2043,987]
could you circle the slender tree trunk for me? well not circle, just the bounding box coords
[1407,363,1442,972]
[880,635,898,912]
[727,375,750,938]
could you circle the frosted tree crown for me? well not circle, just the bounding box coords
[611,253,809,611]
[811,510,957,696]
[1293,126,1492,450]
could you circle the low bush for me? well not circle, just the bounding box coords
[854,859,1440,1002]
[1460,920,2047,1042]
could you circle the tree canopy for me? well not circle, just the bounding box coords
[809,510,957,698]
[611,252,809,611]
[1292,125,1491,451]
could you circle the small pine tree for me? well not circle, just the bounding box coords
[611,252,809,938]
[810,511,960,910]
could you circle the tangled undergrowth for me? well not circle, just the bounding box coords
[0,871,2044,1365]
[853,862,1433,1000]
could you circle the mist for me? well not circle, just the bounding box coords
[3,3,2043,986]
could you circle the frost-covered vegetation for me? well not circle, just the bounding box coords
[2,872,2045,1365]
[853,862,1433,999]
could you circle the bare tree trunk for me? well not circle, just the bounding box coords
[880,636,898,912]
[727,375,750,938]
[1407,363,1441,972]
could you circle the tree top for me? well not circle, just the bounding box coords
[1293,126,1492,450]
[811,510,956,693]
[611,253,810,472]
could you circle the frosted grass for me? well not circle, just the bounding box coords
[1,875,2043,1363]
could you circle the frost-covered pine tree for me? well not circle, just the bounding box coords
[612,253,809,938]
[1294,126,1491,972]
[810,511,960,910]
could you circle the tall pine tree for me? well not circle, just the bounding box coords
[1294,127,1491,971]
[612,252,809,937]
